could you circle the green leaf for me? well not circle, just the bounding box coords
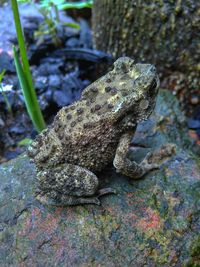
[62,22,80,29]
[17,0,31,3]
[56,1,93,10]
[0,70,6,83]
[13,46,46,133]
[17,138,32,146]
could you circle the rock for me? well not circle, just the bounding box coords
[0,3,43,54]
[0,90,24,111]
[188,118,200,130]
[48,74,61,89]
[61,72,85,102]
[34,76,48,94]
[65,37,80,48]
[9,125,26,135]
[43,90,53,103]
[0,117,5,127]
[0,52,15,73]
[38,94,51,111]
[3,148,24,162]
[37,63,61,76]
[0,90,200,266]
[53,90,72,107]
[79,19,92,49]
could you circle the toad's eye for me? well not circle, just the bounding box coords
[149,78,157,96]
[139,99,149,109]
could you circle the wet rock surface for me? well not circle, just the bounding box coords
[0,90,199,266]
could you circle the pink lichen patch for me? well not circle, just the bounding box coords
[61,206,81,221]
[126,192,145,207]
[51,235,77,262]
[55,207,62,215]
[191,167,200,180]
[18,207,42,237]
[31,207,41,217]
[18,207,62,241]
[176,162,200,181]
[106,207,114,213]
[52,236,66,259]
[123,212,138,227]
[126,192,134,198]
[35,211,61,235]
[137,208,161,231]
[106,205,119,215]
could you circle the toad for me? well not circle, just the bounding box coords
[28,57,161,205]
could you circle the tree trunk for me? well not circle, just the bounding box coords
[92,0,200,76]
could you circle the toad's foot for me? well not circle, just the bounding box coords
[98,187,117,197]
[113,132,176,179]
[35,192,101,206]
[143,143,176,163]
[36,187,116,206]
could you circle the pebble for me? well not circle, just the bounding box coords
[190,96,199,105]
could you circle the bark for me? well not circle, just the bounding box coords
[92,0,200,76]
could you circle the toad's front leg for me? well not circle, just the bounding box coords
[36,163,115,206]
[113,132,159,179]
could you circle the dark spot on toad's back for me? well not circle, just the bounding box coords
[83,122,93,128]
[106,78,111,83]
[67,114,72,120]
[105,86,112,92]
[71,121,76,127]
[90,107,95,113]
[90,98,96,103]
[91,87,98,93]
[122,91,128,96]
[77,108,84,114]
[110,88,117,95]
[108,103,114,109]
[86,100,90,106]
[95,104,101,111]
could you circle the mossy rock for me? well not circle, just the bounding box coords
[0,90,200,266]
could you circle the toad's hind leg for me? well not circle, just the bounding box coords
[36,163,115,206]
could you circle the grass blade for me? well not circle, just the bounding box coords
[11,0,46,132]
[13,46,45,132]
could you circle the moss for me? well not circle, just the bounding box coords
[185,235,200,267]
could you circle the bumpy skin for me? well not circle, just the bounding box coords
[27,57,159,206]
